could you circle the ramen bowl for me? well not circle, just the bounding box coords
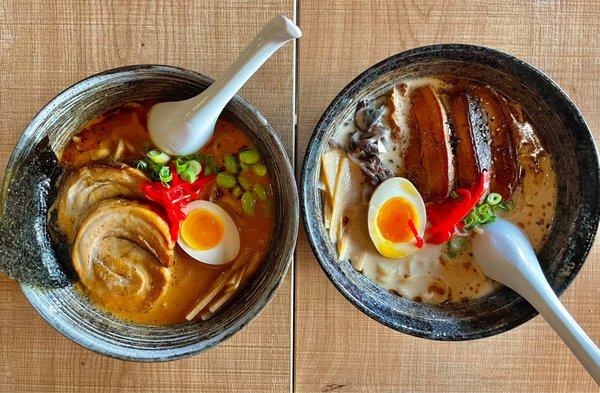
[0,65,298,360]
[301,44,599,340]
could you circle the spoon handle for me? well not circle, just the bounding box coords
[190,14,301,114]
[525,278,600,385]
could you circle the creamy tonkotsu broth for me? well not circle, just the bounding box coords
[320,77,556,304]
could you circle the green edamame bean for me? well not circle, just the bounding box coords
[238,175,251,190]
[252,163,267,177]
[238,149,260,165]
[253,184,267,201]
[241,191,256,216]
[216,172,236,189]
[232,186,242,198]
[224,154,238,174]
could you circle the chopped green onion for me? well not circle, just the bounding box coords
[464,213,477,229]
[174,157,189,174]
[158,166,172,183]
[448,236,468,254]
[477,204,493,222]
[181,170,197,183]
[135,160,148,171]
[187,160,201,175]
[450,190,460,200]
[505,200,516,212]
[147,149,170,164]
[486,193,502,205]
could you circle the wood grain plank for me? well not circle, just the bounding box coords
[296,1,600,392]
[0,1,295,392]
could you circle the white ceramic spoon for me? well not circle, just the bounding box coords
[148,14,301,155]
[472,219,600,384]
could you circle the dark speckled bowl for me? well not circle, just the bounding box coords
[3,65,298,360]
[301,44,599,340]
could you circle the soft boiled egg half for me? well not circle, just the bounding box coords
[368,177,426,259]
[178,200,240,265]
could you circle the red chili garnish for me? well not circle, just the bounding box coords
[140,170,215,240]
[425,172,489,244]
[407,219,424,248]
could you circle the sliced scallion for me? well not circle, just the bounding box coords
[158,166,172,183]
[181,170,197,183]
[486,192,502,205]
[174,157,189,174]
[147,149,170,164]
[448,236,468,254]
[187,160,201,176]
[135,160,148,171]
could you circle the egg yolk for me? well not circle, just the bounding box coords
[180,209,224,250]
[376,197,417,242]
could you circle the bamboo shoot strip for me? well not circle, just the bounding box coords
[185,248,252,320]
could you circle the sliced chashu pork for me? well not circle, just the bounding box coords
[72,199,175,312]
[449,89,492,190]
[405,85,454,202]
[467,85,521,199]
[54,165,147,242]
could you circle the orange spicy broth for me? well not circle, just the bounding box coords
[60,101,274,325]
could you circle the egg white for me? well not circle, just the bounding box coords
[178,200,240,265]
[368,177,426,259]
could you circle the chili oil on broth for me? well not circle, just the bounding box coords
[323,76,557,304]
[60,101,273,325]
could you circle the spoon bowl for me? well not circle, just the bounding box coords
[472,219,600,384]
[148,14,301,155]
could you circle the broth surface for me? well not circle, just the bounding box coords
[323,77,556,303]
[60,101,273,324]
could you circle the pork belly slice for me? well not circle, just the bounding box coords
[405,85,454,202]
[71,199,174,312]
[449,90,492,190]
[468,85,521,199]
[54,164,147,243]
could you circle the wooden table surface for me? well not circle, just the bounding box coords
[1,1,599,392]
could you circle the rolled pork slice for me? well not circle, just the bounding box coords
[71,199,175,313]
[54,164,147,243]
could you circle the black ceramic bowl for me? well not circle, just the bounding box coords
[1,65,298,360]
[301,44,599,340]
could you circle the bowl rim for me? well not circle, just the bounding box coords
[10,64,299,361]
[300,43,600,340]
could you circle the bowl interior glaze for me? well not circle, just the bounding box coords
[5,65,298,360]
[301,44,599,340]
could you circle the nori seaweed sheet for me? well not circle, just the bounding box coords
[0,137,71,287]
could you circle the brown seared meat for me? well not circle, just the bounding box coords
[449,90,492,190]
[468,85,521,199]
[405,85,454,201]
[54,165,147,242]
[71,199,175,312]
